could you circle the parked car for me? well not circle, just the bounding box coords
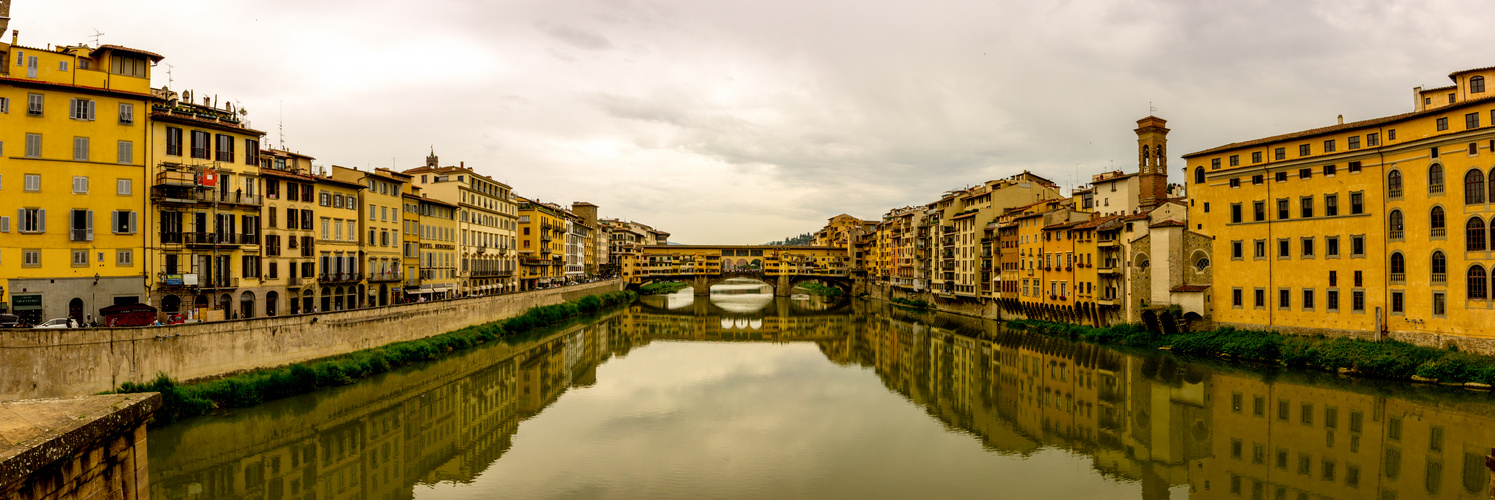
[0,314,21,328]
[35,318,77,329]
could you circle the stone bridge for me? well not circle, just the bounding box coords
[623,245,854,297]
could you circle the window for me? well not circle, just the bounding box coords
[1301,196,1314,218]
[68,98,95,121]
[1432,206,1446,237]
[112,210,136,233]
[1353,290,1365,312]
[1278,238,1290,259]
[72,137,89,161]
[116,249,133,266]
[1473,143,1480,155]
[1229,155,1239,167]
[18,208,44,233]
[1324,139,1336,152]
[1348,136,1360,149]
[1389,129,1397,141]
[1232,288,1243,307]
[1478,169,1495,204]
[1349,192,1363,214]
[190,130,210,159]
[1275,171,1287,182]
[1327,289,1339,311]
[1194,167,1204,184]
[1303,289,1315,310]
[1211,158,1220,169]
[1475,75,1488,94]
[165,127,183,156]
[1351,235,1365,257]
[109,55,147,77]
[1326,236,1340,257]
[1231,203,1242,223]
[118,103,133,125]
[1387,170,1402,198]
[1254,240,1267,259]
[1275,147,1286,160]
[116,140,132,164]
[215,134,234,162]
[1302,237,1315,257]
[1277,198,1290,220]
[1430,163,1445,194]
[72,176,88,194]
[1468,217,1487,251]
[1386,209,1404,240]
[1279,288,1291,309]
[244,139,259,165]
[1391,252,1406,282]
[1348,160,1361,173]
[1434,291,1446,316]
[1392,290,1404,313]
[72,249,88,267]
[1229,178,1241,188]
[0,96,7,113]
[1249,151,1262,163]
[1368,132,1380,147]
[1438,117,1449,131]
[1232,240,1243,259]
[1434,251,1448,284]
[1299,144,1310,156]
[1255,288,1266,308]
[1469,265,1488,300]
[1296,168,1310,180]
[1468,112,1481,130]
[1325,163,1337,176]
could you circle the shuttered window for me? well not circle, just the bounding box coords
[117,140,133,164]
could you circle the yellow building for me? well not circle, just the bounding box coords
[401,188,422,298]
[404,153,518,295]
[518,198,566,289]
[144,88,267,321]
[1185,66,1495,339]
[310,173,364,312]
[331,166,406,307]
[0,39,161,324]
[416,194,459,300]
[571,202,601,278]
[257,148,318,315]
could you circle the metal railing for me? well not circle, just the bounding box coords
[319,272,363,283]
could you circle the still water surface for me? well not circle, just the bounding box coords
[151,283,1495,499]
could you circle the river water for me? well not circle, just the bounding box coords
[149,282,1495,499]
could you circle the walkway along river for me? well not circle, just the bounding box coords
[148,287,1495,499]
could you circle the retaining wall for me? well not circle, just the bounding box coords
[0,280,624,401]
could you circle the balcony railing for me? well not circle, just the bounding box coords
[319,272,363,284]
[1432,227,1446,238]
[184,232,245,247]
[368,270,404,282]
[195,191,263,206]
[1432,273,1447,285]
[1389,229,1403,240]
[471,269,515,277]
[1390,273,1405,284]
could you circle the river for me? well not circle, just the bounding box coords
[148,282,1495,499]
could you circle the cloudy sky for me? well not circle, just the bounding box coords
[15,0,1495,243]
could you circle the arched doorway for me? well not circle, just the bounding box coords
[266,291,279,317]
[333,286,345,311]
[161,295,182,315]
[218,293,232,318]
[194,294,209,319]
[68,298,84,324]
[379,284,388,306]
[239,291,255,319]
[347,288,358,310]
[321,287,332,313]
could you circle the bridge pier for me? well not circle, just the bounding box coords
[774,274,792,297]
[692,275,714,296]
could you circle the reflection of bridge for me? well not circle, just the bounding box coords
[623,245,853,296]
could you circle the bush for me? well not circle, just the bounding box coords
[114,290,638,425]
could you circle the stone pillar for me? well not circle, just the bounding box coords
[775,274,792,297]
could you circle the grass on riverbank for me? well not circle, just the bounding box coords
[890,297,933,309]
[796,282,843,296]
[1008,319,1495,386]
[639,282,688,295]
[115,290,637,425]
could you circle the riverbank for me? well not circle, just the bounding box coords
[640,282,688,295]
[1009,319,1495,388]
[115,290,636,425]
[0,279,627,401]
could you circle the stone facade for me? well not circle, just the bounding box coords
[0,393,160,500]
[0,280,624,401]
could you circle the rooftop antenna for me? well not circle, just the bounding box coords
[89,28,104,46]
[1149,101,1158,116]
[165,63,174,87]
[278,100,286,150]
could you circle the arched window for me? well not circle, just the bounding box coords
[1469,217,1488,251]
[1470,265,1488,300]
[1431,206,1446,237]
[1194,166,1205,184]
[1389,210,1404,239]
[1387,170,1403,198]
[1433,251,1448,284]
[1390,252,1406,282]
[1489,168,1495,201]
[1195,257,1210,271]
[1473,75,1487,94]
[1466,169,1486,204]
[1429,163,1445,194]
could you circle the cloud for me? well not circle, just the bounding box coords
[537,21,615,51]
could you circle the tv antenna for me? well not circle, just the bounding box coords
[278,100,286,150]
[1149,101,1158,116]
[165,63,174,87]
[89,29,105,46]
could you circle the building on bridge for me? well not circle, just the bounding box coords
[624,245,852,297]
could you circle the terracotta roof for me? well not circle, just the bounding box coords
[92,44,165,62]
[1122,214,1150,221]
[1092,172,1137,184]
[1171,285,1211,293]
[1075,214,1122,229]
[258,168,314,180]
[1422,85,1455,92]
[1450,66,1495,80]
[1182,93,1495,159]
[1151,220,1187,228]
[1044,220,1080,231]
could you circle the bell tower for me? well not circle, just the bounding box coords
[425,147,439,168]
[1135,115,1170,211]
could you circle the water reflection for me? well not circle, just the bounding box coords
[148,299,1495,500]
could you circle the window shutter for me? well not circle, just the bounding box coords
[86,100,96,121]
[69,98,77,118]
[39,208,46,233]
[16,209,23,231]
[0,216,8,232]
[86,210,93,241]
[130,211,137,233]
[112,211,121,233]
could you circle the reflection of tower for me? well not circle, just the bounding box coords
[1135,116,1170,211]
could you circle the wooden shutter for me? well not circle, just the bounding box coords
[129,211,137,233]
[69,98,77,119]
[86,100,96,121]
[38,209,46,233]
[0,216,8,233]
[85,210,93,241]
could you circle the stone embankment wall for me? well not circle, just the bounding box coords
[855,280,1004,320]
[0,393,160,500]
[0,280,624,401]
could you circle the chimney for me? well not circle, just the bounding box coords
[1337,114,1344,125]
[1413,86,1424,112]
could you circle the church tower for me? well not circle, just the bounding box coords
[1135,115,1170,211]
[425,147,439,168]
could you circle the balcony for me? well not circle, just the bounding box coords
[1097,238,1119,248]
[156,275,238,289]
[197,191,263,206]
[472,269,515,277]
[1433,273,1447,285]
[319,272,363,284]
[1390,273,1405,284]
[1432,227,1446,238]
[184,232,245,248]
[1098,266,1119,275]
[368,270,404,283]
[1097,296,1118,306]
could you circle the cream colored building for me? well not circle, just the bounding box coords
[404,152,518,294]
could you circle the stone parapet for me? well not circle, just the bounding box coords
[0,280,624,401]
[0,393,161,500]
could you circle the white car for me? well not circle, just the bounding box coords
[35,318,77,329]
